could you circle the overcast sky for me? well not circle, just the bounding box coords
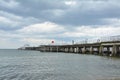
[0,0,120,48]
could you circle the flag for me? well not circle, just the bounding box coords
[51,40,54,44]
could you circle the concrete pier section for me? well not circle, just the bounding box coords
[24,41,120,57]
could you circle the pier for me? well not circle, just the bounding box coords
[24,41,120,57]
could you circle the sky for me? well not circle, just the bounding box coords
[0,0,120,49]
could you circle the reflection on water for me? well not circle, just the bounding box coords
[0,49,120,80]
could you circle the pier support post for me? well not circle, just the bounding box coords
[60,47,65,52]
[82,46,86,54]
[63,47,66,52]
[50,47,52,52]
[112,45,117,56]
[90,46,93,54]
[70,47,73,53]
[73,47,75,53]
[79,47,82,53]
[99,45,103,55]
[76,47,79,53]
[74,47,79,53]
[64,47,68,52]
[107,47,110,55]
[74,47,76,53]
[118,46,120,56]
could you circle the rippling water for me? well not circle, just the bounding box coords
[0,49,120,80]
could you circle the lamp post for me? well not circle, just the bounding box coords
[72,40,74,45]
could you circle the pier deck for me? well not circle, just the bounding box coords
[25,41,120,57]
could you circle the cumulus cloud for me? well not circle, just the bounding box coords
[0,10,41,30]
[102,18,120,26]
[0,16,21,30]
[64,1,77,6]
[0,0,19,9]
[56,0,120,25]
[18,22,65,34]
[75,26,120,37]
[1,0,120,26]
[16,24,120,45]
[0,16,14,24]
[60,26,120,38]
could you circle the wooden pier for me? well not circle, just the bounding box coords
[24,41,120,57]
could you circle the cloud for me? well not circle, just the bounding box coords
[102,18,120,26]
[18,22,65,34]
[55,0,120,26]
[0,16,21,30]
[75,26,120,37]
[22,38,55,45]
[59,24,120,40]
[0,0,19,9]
[65,1,77,6]
[0,10,41,30]
[0,0,119,27]
[17,24,120,45]
[17,21,120,41]
[0,0,120,26]
[0,16,14,24]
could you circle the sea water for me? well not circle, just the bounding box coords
[0,49,120,80]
